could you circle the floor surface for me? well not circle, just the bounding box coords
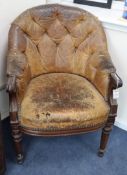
[2,119,127,175]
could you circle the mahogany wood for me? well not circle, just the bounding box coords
[7,72,123,163]
[98,73,123,156]
[9,94,23,164]
[0,114,6,174]
[21,123,105,137]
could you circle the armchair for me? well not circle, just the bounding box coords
[6,4,123,163]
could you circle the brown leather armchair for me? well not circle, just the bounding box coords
[6,4,123,164]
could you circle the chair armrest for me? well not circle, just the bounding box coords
[6,51,31,103]
[110,73,123,89]
[85,52,116,99]
[6,75,16,93]
[107,72,123,103]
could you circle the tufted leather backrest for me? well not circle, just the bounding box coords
[8,4,115,99]
[9,4,108,76]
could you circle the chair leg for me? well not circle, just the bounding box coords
[98,99,117,157]
[10,113,24,164]
[98,125,113,157]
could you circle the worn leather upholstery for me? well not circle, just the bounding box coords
[7,4,115,131]
[20,73,109,130]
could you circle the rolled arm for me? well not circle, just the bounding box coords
[6,51,31,103]
[6,75,16,93]
[110,72,123,89]
[6,24,31,104]
[85,52,119,100]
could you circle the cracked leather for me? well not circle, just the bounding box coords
[7,4,116,104]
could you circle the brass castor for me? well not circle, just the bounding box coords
[16,153,24,164]
[98,149,105,157]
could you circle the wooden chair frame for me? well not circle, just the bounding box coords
[6,72,123,164]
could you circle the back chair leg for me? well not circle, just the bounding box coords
[98,99,117,157]
[10,112,24,164]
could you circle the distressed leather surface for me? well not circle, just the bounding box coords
[7,4,115,100]
[6,4,116,130]
[19,73,109,130]
[7,25,31,103]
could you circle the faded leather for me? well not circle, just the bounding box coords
[7,25,31,103]
[7,4,116,130]
[20,73,109,130]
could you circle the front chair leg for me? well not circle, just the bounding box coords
[98,124,113,157]
[10,112,24,164]
[98,98,117,157]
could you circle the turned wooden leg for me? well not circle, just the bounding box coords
[98,99,117,157]
[10,112,24,164]
[98,125,113,157]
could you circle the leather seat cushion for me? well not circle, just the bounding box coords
[19,73,110,131]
